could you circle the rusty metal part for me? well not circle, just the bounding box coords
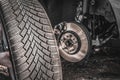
[0,65,9,76]
[59,22,89,62]
[59,31,80,55]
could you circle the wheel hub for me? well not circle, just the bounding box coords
[60,32,80,55]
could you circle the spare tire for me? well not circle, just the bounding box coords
[0,0,62,80]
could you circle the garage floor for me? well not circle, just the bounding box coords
[1,49,120,80]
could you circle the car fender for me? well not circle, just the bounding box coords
[109,0,120,37]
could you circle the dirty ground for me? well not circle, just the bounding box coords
[62,49,120,80]
[1,49,120,80]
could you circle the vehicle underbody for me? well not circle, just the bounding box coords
[41,0,120,62]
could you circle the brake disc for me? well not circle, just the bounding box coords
[54,22,91,62]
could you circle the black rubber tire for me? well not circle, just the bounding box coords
[0,0,62,80]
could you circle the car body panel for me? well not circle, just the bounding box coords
[109,0,120,37]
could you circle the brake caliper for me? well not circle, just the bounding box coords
[54,22,67,41]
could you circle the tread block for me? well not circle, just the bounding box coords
[0,0,62,80]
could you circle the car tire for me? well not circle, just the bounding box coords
[0,0,62,80]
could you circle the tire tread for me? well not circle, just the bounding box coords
[0,0,62,80]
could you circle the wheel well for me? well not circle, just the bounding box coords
[89,0,116,22]
[41,0,116,26]
[41,0,79,26]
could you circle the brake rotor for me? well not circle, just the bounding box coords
[55,22,90,62]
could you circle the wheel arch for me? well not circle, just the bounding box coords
[108,0,120,38]
[41,0,79,26]
[41,0,120,38]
